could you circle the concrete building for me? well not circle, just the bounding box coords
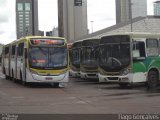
[116,0,147,24]
[154,1,160,16]
[52,27,59,37]
[77,16,160,40]
[16,0,39,39]
[0,44,3,64]
[58,0,88,42]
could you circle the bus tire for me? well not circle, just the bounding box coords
[51,83,59,88]
[13,77,17,83]
[21,71,27,86]
[119,83,128,88]
[5,75,10,80]
[147,70,158,89]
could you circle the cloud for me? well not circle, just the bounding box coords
[0,0,10,23]
[0,13,9,23]
[0,0,16,44]
[87,0,116,32]
[0,0,7,6]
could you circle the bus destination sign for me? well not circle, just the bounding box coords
[30,39,65,46]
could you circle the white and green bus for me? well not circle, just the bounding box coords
[98,33,160,88]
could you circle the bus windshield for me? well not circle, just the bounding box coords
[72,48,81,68]
[81,46,99,66]
[99,35,130,72]
[29,47,67,69]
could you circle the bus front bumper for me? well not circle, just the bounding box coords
[80,71,98,79]
[26,71,69,83]
[98,74,131,83]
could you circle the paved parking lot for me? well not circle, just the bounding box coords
[0,73,160,114]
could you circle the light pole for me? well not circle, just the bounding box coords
[90,21,94,33]
[129,0,133,32]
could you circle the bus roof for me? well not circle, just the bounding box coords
[19,36,66,40]
[101,32,160,39]
[3,36,67,47]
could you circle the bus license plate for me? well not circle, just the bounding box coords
[46,77,53,80]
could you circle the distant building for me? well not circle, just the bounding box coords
[116,0,147,24]
[154,1,160,16]
[0,44,3,64]
[16,0,39,39]
[39,30,44,36]
[52,27,59,37]
[77,16,160,40]
[46,31,52,36]
[58,0,88,42]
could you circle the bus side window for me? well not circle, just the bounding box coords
[18,43,24,57]
[11,45,16,58]
[5,47,9,58]
[146,39,158,57]
[133,41,145,58]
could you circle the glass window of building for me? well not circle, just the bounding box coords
[25,21,29,24]
[19,24,23,27]
[19,18,23,21]
[26,23,29,26]
[25,17,29,21]
[18,3,23,11]
[25,3,30,11]
[25,12,30,15]
[18,12,23,14]
[19,14,23,17]
[19,21,23,24]
[25,14,30,17]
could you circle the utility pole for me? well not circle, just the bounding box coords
[129,0,133,32]
[90,21,94,33]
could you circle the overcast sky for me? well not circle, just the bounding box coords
[0,0,156,44]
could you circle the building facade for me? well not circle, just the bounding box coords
[116,0,147,24]
[77,16,160,41]
[154,1,160,16]
[52,27,59,37]
[58,0,88,42]
[16,0,39,39]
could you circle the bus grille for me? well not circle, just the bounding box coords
[107,77,118,80]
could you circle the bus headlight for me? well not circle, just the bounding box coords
[121,69,130,75]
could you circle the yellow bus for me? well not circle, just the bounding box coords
[2,36,69,87]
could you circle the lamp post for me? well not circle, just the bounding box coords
[129,0,133,32]
[90,21,94,33]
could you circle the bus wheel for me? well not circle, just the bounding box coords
[22,80,27,86]
[147,70,158,89]
[119,83,128,88]
[51,83,59,88]
[21,72,27,86]
[13,77,17,83]
[5,75,10,80]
